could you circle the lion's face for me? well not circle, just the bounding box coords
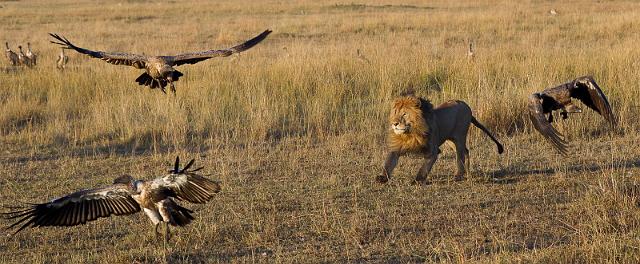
[390,113,412,134]
[389,96,425,135]
[387,95,431,153]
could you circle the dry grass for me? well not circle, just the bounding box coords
[1,0,640,263]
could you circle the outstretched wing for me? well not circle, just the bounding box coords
[571,76,616,126]
[170,29,272,66]
[2,184,140,235]
[151,157,221,204]
[528,94,569,155]
[49,33,147,69]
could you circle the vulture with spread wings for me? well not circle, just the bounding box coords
[49,30,272,94]
[3,157,221,243]
[528,76,616,155]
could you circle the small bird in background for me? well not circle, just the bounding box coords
[25,42,37,66]
[56,48,68,70]
[49,30,272,94]
[549,9,558,15]
[4,42,18,66]
[528,76,616,155]
[2,157,221,247]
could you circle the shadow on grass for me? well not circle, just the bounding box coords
[157,246,273,263]
[3,132,211,164]
[489,158,640,184]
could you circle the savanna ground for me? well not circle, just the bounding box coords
[1,0,640,263]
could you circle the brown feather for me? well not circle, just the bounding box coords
[528,94,568,155]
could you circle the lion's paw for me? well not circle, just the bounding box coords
[376,175,389,183]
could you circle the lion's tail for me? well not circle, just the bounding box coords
[471,116,504,154]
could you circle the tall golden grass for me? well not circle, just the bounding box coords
[2,0,640,263]
[2,0,638,152]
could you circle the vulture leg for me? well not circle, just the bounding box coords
[162,222,170,252]
[547,113,554,123]
[154,223,161,239]
[164,222,171,243]
[159,83,167,94]
[169,81,176,95]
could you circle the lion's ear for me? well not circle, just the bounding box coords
[405,96,421,107]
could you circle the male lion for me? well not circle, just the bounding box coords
[377,93,504,184]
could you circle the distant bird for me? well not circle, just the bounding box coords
[4,42,18,66]
[49,30,272,94]
[2,157,221,245]
[356,49,370,63]
[25,42,37,66]
[528,76,616,154]
[549,9,558,15]
[17,45,30,67]
[56,48,68,70]
[467,41,475,60]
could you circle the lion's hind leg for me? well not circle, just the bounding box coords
[465,147,470,176]
[454,140,469,181]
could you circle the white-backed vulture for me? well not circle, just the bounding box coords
[3,157,221,244]
[25,42,37,66]
[56,48,68,70]
[5,42,18,66]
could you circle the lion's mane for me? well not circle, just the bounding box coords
[388,95,434,153]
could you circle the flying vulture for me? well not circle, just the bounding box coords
[528,76,616,155]
[49,30,272,94]
[3,157,221,244]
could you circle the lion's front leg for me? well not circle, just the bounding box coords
[378,151,400,183]
[414,150,439,184]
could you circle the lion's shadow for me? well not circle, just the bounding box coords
[488,158,640,184]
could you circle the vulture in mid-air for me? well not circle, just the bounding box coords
[528,76,616,155]
[2,157,221,244]
[49,30,272,94]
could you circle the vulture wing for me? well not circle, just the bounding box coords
[528,94,569,155]
[2,184,140,235]
[150,157,221,204]
[170,29,272,66]
[571,76,616,126]
[49,33,147,69]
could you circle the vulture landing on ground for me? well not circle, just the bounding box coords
[2,157,221,244]
[49,30,272,94]
[528,76,616,155]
